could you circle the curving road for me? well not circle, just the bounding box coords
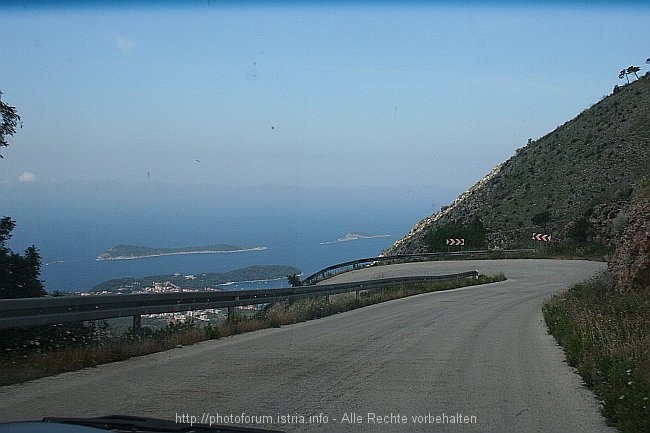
[0,259,615,432]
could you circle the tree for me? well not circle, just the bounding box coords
[0,91,22,158]
[0,216,46,298]
[619,69,629,84]
[287,273,302,287]
[0,216,16,246]
[531,211,552,233]
[0,98,45,299]
[626,65,641,80]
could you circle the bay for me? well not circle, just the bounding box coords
[3,183,453,293]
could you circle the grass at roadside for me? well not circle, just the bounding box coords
[543,273,649,433]
[1,273,505,386]
[0,322,208,386]
[240,273,505,331]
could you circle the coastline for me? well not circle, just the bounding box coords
[320,234,390,245]
[96,246,268,261]
[217,273,303,286]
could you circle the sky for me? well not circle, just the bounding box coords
[1,2,650,197]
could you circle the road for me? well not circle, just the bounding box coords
[0,259,615,432]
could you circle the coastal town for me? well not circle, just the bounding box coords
[78,273,260,325]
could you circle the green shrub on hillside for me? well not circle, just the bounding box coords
[424,218,487,251]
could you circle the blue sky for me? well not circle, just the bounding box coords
[2,2,650,193]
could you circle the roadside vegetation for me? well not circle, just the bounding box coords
[543,273,649,433]
[422,215,618,262]
[0,273,505,386]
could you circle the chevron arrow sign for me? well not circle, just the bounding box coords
[446,238,465,246]
[532,233,552,242]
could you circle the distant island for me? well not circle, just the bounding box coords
[90,265,301,294]
[320,232,390,245]
[96,244,267,261]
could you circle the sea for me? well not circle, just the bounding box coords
[3,183,454,293]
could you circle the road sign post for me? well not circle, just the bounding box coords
[532,233,551,253]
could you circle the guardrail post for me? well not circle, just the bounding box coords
[228,296,239,323]
[132,314,142,336]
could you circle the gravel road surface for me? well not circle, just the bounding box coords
[0,259,615,432]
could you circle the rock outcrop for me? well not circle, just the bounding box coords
[608,189,650,292]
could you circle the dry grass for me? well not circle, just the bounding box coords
[241,273,506,333]
[0,323,206,386]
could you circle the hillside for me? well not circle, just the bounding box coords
[385,74,650,258]
[97,244,266,260]
[90,265,300,293]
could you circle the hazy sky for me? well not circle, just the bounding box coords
[2,2,650,192]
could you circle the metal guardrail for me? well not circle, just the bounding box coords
[0,271,479,330]
[301,249,533,284]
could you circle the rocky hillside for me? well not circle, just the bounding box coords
[385,73,650,262]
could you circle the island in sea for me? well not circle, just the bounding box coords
[96,244,267,261]
[320,232,390,245]
[89,265,301,294]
